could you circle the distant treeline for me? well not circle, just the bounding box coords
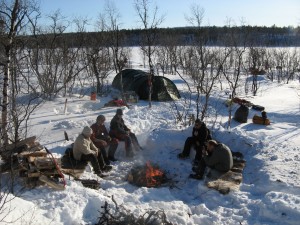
[24,26,300,48]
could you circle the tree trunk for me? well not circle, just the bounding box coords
[2,45,11,146]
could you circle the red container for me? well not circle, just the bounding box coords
[90,92,96,101]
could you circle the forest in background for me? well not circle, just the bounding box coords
[20,25,300,48]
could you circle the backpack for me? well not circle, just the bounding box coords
[65,143,74,159]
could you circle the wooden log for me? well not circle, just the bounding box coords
[27,170,59,178]
[20,150,47,159]
[27,144,44,152]
[5,136,36,151]
[34,157,55,169]
[60,168,85,179]
[0,136,37,159]
[1,145,28,160]
[39,175,65,190]
[27,172,41,178]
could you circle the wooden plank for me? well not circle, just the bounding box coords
[39,175,65,190]
[0,136,37,159]
[27,145,44,152]
[19,149,47,158]
[27,170,59,178]
[5,136,36,151]
[61,168,85,179]
[34,157,55,169]
[27,172,41,178]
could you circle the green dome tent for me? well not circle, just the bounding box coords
[112,69,181,101]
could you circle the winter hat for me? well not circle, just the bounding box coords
[116,108,123,115]
[97,115,105,122]
[207,140,218,146]
[82,126,93,136]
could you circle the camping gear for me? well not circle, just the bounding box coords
[104,99,129,108]
[252,105,265,111]
[252,115,271,125]
[123,91,139,103]
[232,97,252,107]
[234,105,249,123]
[112,69,181,101]
[90,92,96,101]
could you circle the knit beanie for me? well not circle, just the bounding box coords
[82,126,93,136]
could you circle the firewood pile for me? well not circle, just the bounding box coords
[0,136,65,190]
[127,161,168,188]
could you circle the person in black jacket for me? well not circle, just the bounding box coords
[109,109,142,157]
[178,119,211,162]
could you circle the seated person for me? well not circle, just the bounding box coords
[261,110,267,124]
[91,115,119,162]
[73,126,112,177]
[189,140,233,180]
[109,109,142,157]
[178,119,211,162]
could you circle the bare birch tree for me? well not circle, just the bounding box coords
[134,0,164,108]
[0,0,39,145]
[84,15,113,95]
[103,0,130,96]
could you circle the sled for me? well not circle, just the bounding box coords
[232,97,252,107]
[252,115,270,125]
[60,153,88,179]
[252,104,265,111]
[44,148,66,189]
[206,156,246,194]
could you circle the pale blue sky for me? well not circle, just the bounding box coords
[40,0,300,31]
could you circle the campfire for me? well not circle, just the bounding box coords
[127,161,167,188]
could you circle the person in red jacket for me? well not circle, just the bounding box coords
[109,109,142,157]
[91,115,119,163]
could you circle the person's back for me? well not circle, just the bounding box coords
[204,143,233,172]
[73,133,93,161]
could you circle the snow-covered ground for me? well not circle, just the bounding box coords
[1,49,300,225]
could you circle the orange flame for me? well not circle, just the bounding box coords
[145,161,164,187]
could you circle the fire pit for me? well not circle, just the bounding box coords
[127,161,168,188]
